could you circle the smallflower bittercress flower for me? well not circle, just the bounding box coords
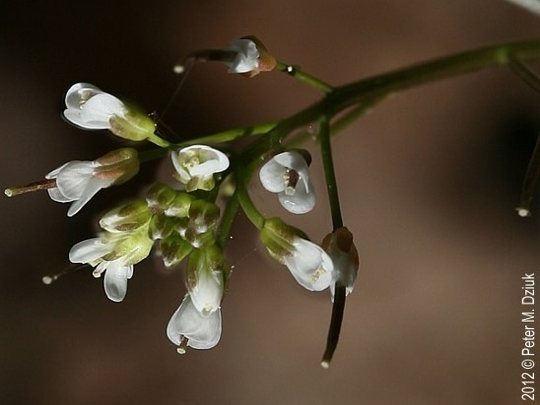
[63,82,156,142]
[46,148,139,217]
[260,218,334,291]
[171,145,229,192]
[259,150,316,214]
[167,294,222,353]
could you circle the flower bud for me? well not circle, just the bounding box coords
[146,183,178,213]
[159,233,193,267]
[99,199,151,233]
[188,200,220,234]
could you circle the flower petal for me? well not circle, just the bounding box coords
[283,238,334,291]
[259,158,287,193]
[166,294,222,350]
[69,237,112,264]
[226,39,259,73]
[64,83,103,110]
[53,161,97,199]
[278,178,316,214]
[66,176,111,217]
[103,260,132,302]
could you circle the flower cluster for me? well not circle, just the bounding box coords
[5,36,361,365]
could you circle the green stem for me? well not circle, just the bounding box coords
[235,164,266,230]
[147,133,171,148]
[319,114,343,230]
[216,192,240,248]
[245,39,540,162]
[276,61,334,93]
[177,121,279,147]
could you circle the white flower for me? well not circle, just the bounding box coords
[46,161,113,216]
[69,223,152,302]
[45,148,139,217]
[171,145,229,192]
[225,39,260,73]
[259,151,316,214]
[63,83,156,142]
[167,294,222,352]
[69,237,133,302]
[283,237,334,291]
[63,83,127,130]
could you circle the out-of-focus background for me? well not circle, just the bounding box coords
[1,1,539,404]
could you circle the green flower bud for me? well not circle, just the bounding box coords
[100,199,151,233]
[146,183,177,214]
[188,200,220,234]
[159,233,193,268]
[259,217,305,262]
[109,105,156,142]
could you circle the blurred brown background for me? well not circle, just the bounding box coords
[1,1,539,404]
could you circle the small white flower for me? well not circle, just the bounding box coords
[69,237,133,302]
[171,145,229,192]
[225,39,260,74]
[69,224,152,302]
[259,151,316,214]
[167,294,222,352]
[45,148,139,217]
[63,83,127,130]
[283,237,334,291]
[46,161,113,217]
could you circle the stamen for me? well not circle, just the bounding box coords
[4,179,57,197]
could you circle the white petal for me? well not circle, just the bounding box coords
[284,238,334,291]
[69,237,112,264]
[259,158,287,193]
[166,294,222,349]
[226,39,259,73]
[189,270,223,315]
[188,158,227,177]
[78,94,126,127]
[272,151,305,169]
[47,187,74,203]
[64,83,103,110]
[103,260,132,302]
[66,176,110,217]
[45,162,71,179]
[54,161,97,199]
[278,178,316,214]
